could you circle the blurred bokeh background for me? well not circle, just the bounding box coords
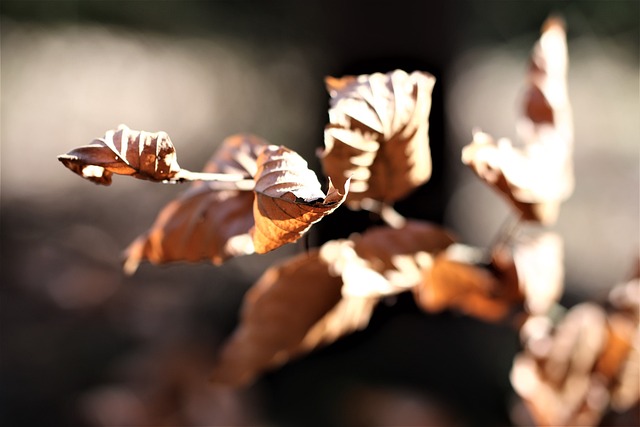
[1,1,638,426]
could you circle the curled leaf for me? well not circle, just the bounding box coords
[58,124,182,185]
[461,17,572,224]
[211,249,377,387]
[251,145,349,253]
[320,70,435,207]
[123,134,267,273]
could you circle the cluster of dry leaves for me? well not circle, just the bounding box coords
[58,17,638,426]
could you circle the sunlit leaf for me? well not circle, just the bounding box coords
[461,17,573,224]
[123,134,266,274]
[320,69,435,207]
[58,124,182,185]
[251,145,349,253]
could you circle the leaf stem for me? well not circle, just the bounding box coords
[357,198,407,229]
[170,169,256,190]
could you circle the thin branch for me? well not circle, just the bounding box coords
[357,198,407,229]
[170,169,256,190]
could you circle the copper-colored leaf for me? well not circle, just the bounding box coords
[251,145,349,253]
[413,244,523,321]
[320,69,435,207]
[461,17,573,225]
[123,134,267,273]
[58,124,182,185]
[210,249,377,387]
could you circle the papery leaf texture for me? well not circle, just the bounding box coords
[58,124,183,185]
[319,220,455,298]
[320,69,435,207]
[210,249,377,387]
[123,134,267,274]
[251,145,349,253]
[461,17,573,224]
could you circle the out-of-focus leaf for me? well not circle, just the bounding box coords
[413,244,521,322]
[461,17,573,225]
[58,124,182,185]
[123,134,266,274]
[318,221,455,298]
[251,145,349,253]
[510,231,564,316]
[211,249,377,387]
[511,299,639,426]
[320,69,435,207]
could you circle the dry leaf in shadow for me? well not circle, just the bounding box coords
[210,249,377,387]
[320,69,435,207]
[511,297,639,427]
[461,17,573,225]
[123,134,266,274]
[251,145,350,253]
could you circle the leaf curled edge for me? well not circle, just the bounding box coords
[251,145,350,254]
[58,124,181,185]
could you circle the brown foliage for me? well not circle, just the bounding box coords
[511,293,639,426]
[320,70,435,207]
[251,145,350,253]
[461,17,573,225]
[123,134,266,273]
[58,124,182,185]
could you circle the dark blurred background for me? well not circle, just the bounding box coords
[1,1,638,426]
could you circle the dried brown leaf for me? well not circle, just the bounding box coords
[251,145,349,253]
[461,17,573,225]
[210,249,377,387]
[511,301,639,426]
[58,124,182,185]
[413,244,523,321]
[123,134,267,273]
[320,70,435,207]
[318,221,455,298]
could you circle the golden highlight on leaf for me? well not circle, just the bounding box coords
[58,124,182,185]
[123,134,267,274]
[251,145,349,253]
[320,69,435,207]
[210,249,377,387]
[461,17,573,225]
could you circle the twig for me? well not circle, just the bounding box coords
[170,169,256,190]
[357,198,407,229]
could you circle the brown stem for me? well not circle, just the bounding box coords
[357,198,407,229]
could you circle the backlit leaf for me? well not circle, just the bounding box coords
[461,17,573,224]
[251,145,349,253]
[58,124,182,185]
[320,70,435,207]
[123,134,267,274]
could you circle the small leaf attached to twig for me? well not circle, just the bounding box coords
[123,134,267,274]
